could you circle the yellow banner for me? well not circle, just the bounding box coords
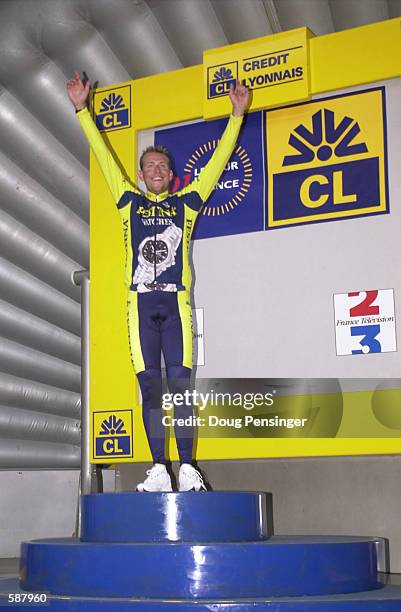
[89,387,401,464]
[166,387,401,461]
[203,28,312,120]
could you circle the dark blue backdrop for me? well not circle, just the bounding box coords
[155,111,265,240]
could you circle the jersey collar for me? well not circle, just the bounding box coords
[146,189,169,203]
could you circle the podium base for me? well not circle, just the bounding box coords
[1,577,401,610]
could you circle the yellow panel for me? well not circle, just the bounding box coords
[129,20,401,130]
[193,439,401,459]
[89,81,140,463]
[133,66,203,130]
[154,388,401,462]
[266,87,387,227]
[310,18,401,94]
[203,28,312,119]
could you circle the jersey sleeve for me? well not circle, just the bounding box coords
[179,114,243,207]
[77,107,139,204]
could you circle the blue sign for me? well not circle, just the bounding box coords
[273,157,381,222]
[95,436,131,456]
[155,111,265,240]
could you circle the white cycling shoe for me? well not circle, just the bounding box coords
[136,463,173,492]
[178,463,207,492]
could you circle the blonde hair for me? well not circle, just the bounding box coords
[139,145,173,170]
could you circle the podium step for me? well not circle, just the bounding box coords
[12,491,397,609]
[2,577,401,610]
[20,536,381,599]
[81,491,270,542]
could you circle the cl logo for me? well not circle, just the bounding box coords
[300,171,356,208]
[103,439,124,453]
[102,114,123,129]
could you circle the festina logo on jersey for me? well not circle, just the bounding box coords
[137,205,177,218]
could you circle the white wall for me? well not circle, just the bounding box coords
[0,470,114,558]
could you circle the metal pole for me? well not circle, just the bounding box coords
[72,270,92,496]
[72,270,106,537]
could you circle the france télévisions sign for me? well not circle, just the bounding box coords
[334,289,396,356]
[203,28,311,120]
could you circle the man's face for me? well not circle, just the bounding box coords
[139,152,173,195]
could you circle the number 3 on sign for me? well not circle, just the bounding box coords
[351,324,381,354]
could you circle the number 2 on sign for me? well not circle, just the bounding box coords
[348,290,379,317]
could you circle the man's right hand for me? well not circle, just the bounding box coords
[67,71,91,111]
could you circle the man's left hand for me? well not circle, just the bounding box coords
[229,81,249,116]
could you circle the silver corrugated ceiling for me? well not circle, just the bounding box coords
[0,0,399,468]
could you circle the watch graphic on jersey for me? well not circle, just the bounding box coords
[133,224,182,285]
[142,240,169,264]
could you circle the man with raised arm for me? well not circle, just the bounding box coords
[67,72,249,492]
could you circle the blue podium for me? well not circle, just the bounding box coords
[1,491,401,610]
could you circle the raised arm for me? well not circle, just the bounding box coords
[67,70,91,112]
[184,82,249,203]
[67,71,135,203]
